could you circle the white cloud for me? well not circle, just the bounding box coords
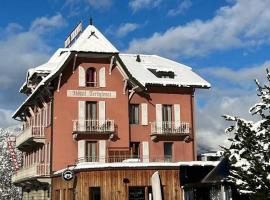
[195,63,268,153]
[0,109,19,128]
[0,14,67,127]
[116,23,141,37]
[129,0,162,12]
[127,0,270,58]
[30,14,67,34]
[168,0,192,16]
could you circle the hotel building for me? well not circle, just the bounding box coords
[12,21,212,200]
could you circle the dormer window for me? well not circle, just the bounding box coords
[86,67,97,87]
[148,68,175,79]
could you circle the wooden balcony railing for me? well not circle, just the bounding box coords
[73,119,115,133]
[150,121,190,135]
[12,163,50,183]
[16,126,45,148]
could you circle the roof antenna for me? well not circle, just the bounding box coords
[90,17,93,25]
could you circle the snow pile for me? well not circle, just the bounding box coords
[223,69,270,198]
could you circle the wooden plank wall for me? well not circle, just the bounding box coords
[52,168,182,200]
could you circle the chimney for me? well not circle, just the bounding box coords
[136,55,141,62]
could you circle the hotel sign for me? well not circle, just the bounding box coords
[64,21,83,48]
[67,90,116,98]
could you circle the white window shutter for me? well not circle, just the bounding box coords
[78,101,86,131]
[142,141,149,162]
[99,101,106,125]
[78,66,85,87]
[99,67,106,87]
[141,103,148,125]
[174,104,181,128]
[156,104,162,132]
[99,140,106,163]
[78,140,85,161]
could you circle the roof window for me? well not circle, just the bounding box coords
[148,68,175,79]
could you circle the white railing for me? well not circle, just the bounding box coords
[77,156,175,163]
[151,121,190,135]
[12,163,50,183]
[16,126,45,147]
[73,119,115,133]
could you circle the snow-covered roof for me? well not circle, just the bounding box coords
[20,48,70,93]
[54,161,219,175]
[119,54,210,88]
[70,25,119,53]
[13,50,72,118]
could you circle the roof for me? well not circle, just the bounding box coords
[13,50,72,118]
[70,25,119,53]
[54,161,219,175]
[14,24,211,119]
[119,54,210,88]
[201,158,229,183]
[20,48,70,93]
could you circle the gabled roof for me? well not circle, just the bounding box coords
[13,50,72,118]
[70,25,119,53]
[20,48,70,93]
[119,54,210,88]
[14,24,211,119]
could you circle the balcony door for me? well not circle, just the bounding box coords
[162,105,172,129]
[86,141,97,162]
[86,102,97,131]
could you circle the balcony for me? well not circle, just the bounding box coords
[77,155,175,163]
[16,126,45,150]
[12,163,50,184]
[150,121,191,141]
[73,119,115,140]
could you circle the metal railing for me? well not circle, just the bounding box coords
[16,126,45,147]
[12,163,50,183]
[77,155,175,163]
[151,121,190,135]
[73,119,115,133]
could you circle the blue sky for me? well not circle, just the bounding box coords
[1,0,269,151]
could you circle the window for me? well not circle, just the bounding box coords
[130,142,140,158]
[85,141,97,162]
[86,102,97,131]
[164,143,173,162]
[148,68,175,79]
[162,105,172,122]
[129,104,140,124]
[129,187,145,200]
[86,102,97,120]
[89,187,101,200]
[86,67,97,87]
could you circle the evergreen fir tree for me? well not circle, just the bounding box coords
[0,128,22,199]
[223,69,270,199]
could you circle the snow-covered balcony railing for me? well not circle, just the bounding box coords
[16,126,45,149]
[73,119,115,139]
[150,121,190,141]
[76,156,175,163]
[12,163,50,183]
